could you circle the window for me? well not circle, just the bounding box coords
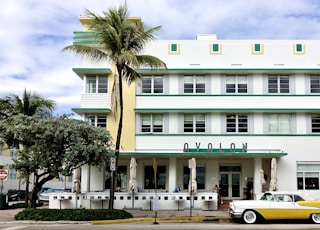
[268,75,289,93]
[184,76,205,93]
[142,76,163,93]
[85,114,107,128]
[168,43,180,54]
[184,114,206,133]
[269,114,291,133]
[312,115,320,133]
[141,114,163,133]
[10,148,18,158]
[226,114,248,133]
[252,43,264,54]
[104,166,127,190]
[144,165,166,190]
[226,75,247,93]
[297,164,320,190]
[86,75,108,93]
[9,168,17,180]
[210,43,222,54]
[310,76,320,93]
[183,166,205,190]
[294,43,305,54]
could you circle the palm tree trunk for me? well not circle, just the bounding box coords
[109,66,124,209]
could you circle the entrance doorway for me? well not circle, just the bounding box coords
[219,166,241,199]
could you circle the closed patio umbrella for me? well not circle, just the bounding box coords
[188,158,197,193]
[128,157,137,193]
[72,167,81,193]
[269,158,277,191]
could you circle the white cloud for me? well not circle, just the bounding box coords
[1,0,320,115]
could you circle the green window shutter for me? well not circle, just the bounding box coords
[254,44,261,52]
[296,44,303,52]
[171,44,177,52]
[212,44,219,52]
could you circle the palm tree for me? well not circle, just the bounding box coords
[63,4,167,208]
[0,89,55,119]
[0,89,55,204]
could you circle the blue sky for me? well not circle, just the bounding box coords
[2,0,320,116]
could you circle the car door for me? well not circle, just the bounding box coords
[268,194,298,219]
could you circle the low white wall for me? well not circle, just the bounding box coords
[48,192,218,211]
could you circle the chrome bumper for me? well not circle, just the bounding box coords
[228,209,243,219]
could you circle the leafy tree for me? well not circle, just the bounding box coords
[63,3,167,208]
[0,114,113,208]
[0,89,56,203]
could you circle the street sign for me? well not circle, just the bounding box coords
[110,157,116,171]
[0,169,8,181]
[152,196,160,211]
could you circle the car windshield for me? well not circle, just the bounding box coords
[260,193,274,201]
[44,188,64,193]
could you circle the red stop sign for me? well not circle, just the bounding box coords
[0,169,8,181]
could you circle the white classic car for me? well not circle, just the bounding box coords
[229,191,320,224]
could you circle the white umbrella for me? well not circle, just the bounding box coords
[72,167,81,193]
[260,169,266,185]
[128,157,137,193]
[269,158,277,191]
[188,158,197,193]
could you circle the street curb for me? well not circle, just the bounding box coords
[92,216,233,225]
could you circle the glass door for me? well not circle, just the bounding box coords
[219,166,241,199]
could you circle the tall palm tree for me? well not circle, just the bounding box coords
[63,4,167,208]
[0,88,55,204]
[0,89,55,119]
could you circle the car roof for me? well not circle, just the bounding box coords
[264,191,314,200]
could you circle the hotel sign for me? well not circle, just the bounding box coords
[183,142,248,153]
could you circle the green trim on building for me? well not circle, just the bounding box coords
[72,68,112,78]
[136,68,320,74]
[134,108,320,112]
[72,108,111,115]
[136,94,320,97]
[135,133,320,137]
[73,42,99,45]
[120,151,287,157]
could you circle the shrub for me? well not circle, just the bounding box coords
[15,209,133,221]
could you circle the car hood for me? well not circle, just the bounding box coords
[230,200,268,208]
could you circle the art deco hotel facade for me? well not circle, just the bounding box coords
[58,17,320,209]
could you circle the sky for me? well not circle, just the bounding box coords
[2,0,320,116]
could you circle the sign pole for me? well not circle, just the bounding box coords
[152,158,159,225]
[188,159,193,217]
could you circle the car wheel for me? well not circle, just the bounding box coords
[17,197,21,201]
[242,210,257,224]
[311,213,320,224]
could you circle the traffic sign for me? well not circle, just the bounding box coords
[110,157,116,171]
[0,169,8,181]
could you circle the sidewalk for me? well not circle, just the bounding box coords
[0,205,231,224]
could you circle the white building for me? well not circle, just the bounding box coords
[51,18,320,210]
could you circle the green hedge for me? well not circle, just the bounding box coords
[15,209,133,221]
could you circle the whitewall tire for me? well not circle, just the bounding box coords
[242,210,257,224]
[311,213,320,224]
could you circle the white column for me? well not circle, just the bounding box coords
[90,166,104,191]
[168,157,177,192]
[253,158,262,199]
[81,164,90,192]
